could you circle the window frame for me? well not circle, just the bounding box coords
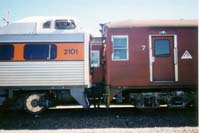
[111,35,129,61]
[24,44,57,60]
[91,50,100,67]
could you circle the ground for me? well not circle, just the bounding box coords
[0,106,198,133]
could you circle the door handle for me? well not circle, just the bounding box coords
[174,48,178,64]
[151,56,155,63]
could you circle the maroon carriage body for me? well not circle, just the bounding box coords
[102,20,198,89]
[90,37,104,84]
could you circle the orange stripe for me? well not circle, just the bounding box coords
[2,43,84,61]
[56,43,84,60]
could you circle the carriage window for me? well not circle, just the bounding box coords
[55,19,76,30]
[112,35,128,60]
[0,45,14,60]
[24,44,56,60]
[154,40,170,57]
[43,21,51,29]
[91,51,100,67]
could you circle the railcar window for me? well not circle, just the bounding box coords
[154,40,170,57]
[55,19,76,30]
[50,45,57,59]
[24,44,56,60]
[0,45,14,60]
[91,50,100,67]
[43,21,51,29]
[112,35,128,60]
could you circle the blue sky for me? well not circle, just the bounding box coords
[0,0,198,36]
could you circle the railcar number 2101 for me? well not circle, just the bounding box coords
[64,49,78,55]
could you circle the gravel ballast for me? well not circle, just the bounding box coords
[0,107,198,133]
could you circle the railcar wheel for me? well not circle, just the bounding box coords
[25,94,45,114]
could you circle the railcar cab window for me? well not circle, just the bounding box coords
[24,44,56,60]
[91,51,100,67]
[154,40,170,57]
[43,21,51,29]
[0,45,14,60]
[55,19,76,30]
[112,35,129,60]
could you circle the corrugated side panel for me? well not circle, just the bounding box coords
[0,61,85,86]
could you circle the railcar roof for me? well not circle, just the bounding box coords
[106,19,198,28]
[0,16,82,34]
[16,16,78,23]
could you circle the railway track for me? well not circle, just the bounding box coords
[0,107,197,131]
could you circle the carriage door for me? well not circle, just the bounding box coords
[151,36,176,81]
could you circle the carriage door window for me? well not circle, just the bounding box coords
[91,50,100,67]
[154,40,170,57]
[112,35,128,60]
[0,45,14,60]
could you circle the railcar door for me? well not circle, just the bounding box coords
[151,36,176,81]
